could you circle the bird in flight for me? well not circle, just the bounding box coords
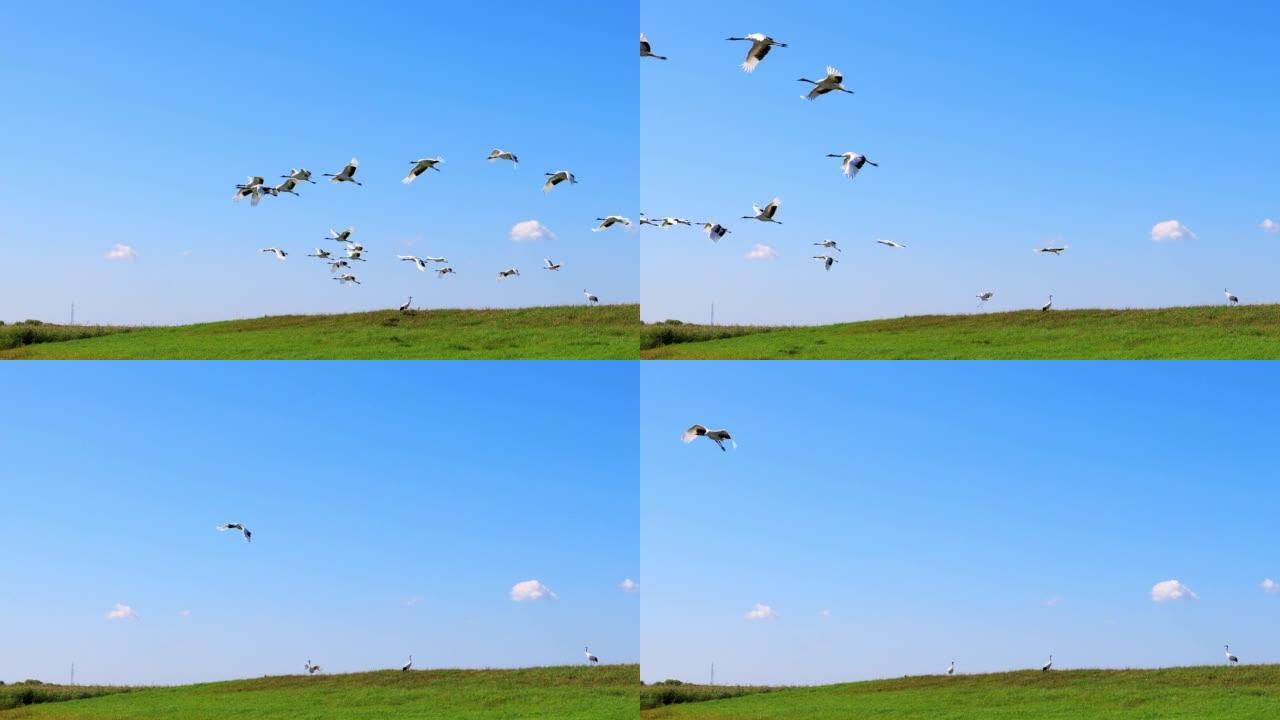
[799,66,855,100]
[324,158,362,186]
[403,157,444,184]
[593,216,632,232]
[1037,245,1068,255]
[682,424,736,451]
[726,33,786,73]
[640,33,667,60]
[827,152,878,179]
[487,149,519,166]
[700,223,731,242]
[543,257,562,271]
[398,255,431,272]
[743,198,782,224]
[543,170,578,193]
[875,239,907,249]
[812,254,839,271]
[813,240,841,252]
[260,248,288,261]
[497,268,521,280]
[217,523,252,543]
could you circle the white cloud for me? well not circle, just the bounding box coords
[744,602,777,621]
[1151,579,1198,602]
[744,243,777,261]
[1262,579,1280,594]
[619,578,639,593]
[401,596,424,607]
[1151,220,1197,242]
[511,579,558,602]
[105,243,137,261]
[105,603,137,620]
[510,220,556,242]
[1261,219,1279,234]
[178,609,192,617]
[819,609,832,619]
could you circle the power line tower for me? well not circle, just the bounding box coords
[710,662,714,686]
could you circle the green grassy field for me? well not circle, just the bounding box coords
[0,665,638,719]
[0,304,639,359]
[640,666,1280,719]
[641,305,1280,359]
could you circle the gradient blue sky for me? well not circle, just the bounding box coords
[0,363,638,685]
[640,0,1280,325]
[642,362,1280,685]
[2,2,637,325]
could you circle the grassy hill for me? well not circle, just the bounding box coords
[0,664,638,719]
[642,305,1280,359]
[640,665,1280,719]
[0,304,639,359]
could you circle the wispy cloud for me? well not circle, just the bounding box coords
[178,609,192,617]
[510,220,556,242]
[105,603,137,620]
[819,609,832,619]
[105,243,137,261]
[1151,220,1197,242]
[1151,579,1198,602]
[744,243,777,261]
[401,596,424,607]
[1262,579,1280,594]
[1042,596,1064,608]
[619,578,639,593]
[511,579,557,602]
[1261,219,1279,234]
[744,602,776,621]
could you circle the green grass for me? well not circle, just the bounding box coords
[640,665,1280,719]
[0,304,639,359]
[641,682,778,710]
[0,685,133,712]
[0,664,638,720]
[641,305,1280,359]
[0,323,132,352]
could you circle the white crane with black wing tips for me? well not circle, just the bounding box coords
[436,267,455,278]
[593,216,632,232]
[498,268,520,280]
[1037,245,1068,255]
[743,198,781,224]
[543,170,577,193]
[976,291,994,308]
[876,239,907,249]
[1225,288,1239,306]
[700,222,731,242]
[827,152,878,179]
[333,273,360,285]
[216,523,252,542]
[487,149,518,166]
[307,248,332,259]
[399,296,413,313]
[327,227,355,244]
[584,289,599,305]
[402,655,413,672]
[659,217,692,229]
[345,246,366,262]
[399,255,430,272]
[543,257,562,271]
[813,240,841,252]
[640,33,667,60]
[726,33,786,72]
[813,254,838,271]
[946,662,955,676]
[1226,645,1239,665]
[328,259,351,273]
[261,248,288,261]
[1041,295,1054,312]
[639,214,660,227]
[324,158,362,186]
[424,256,447,264]
[1041,655,1053,672]
[267,177,302,197]
[304,660,321,675]
[584,647,599,665]
[799,66,854,100]
[282,168,315,184]
[403,157,444,184]
[682,424,736,451]
[233,176,266,206]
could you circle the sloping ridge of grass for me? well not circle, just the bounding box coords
[0,684,133,712]
[2,664,639,719]
[0,303,640,359]
[640,665,1280,719]
[642,304,1280,359]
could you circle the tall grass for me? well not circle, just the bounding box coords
[641,682,779,710]
[0,683,132,710]
[0,322,130,351]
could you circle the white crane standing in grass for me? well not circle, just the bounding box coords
[216,523,252,543]
[726,33,786,72]
[1226,645,1239,665]
[876,239,906,249]
[584,289,599,305]
[1225,288,1239,306]
[812,254,838,271]
[304,660,321,675]
[261,248,288,261]
[584,647,599,665]
[403,157,444,184]
[399,296,413,313]
[543,170,577,193]
[1041,294,1054,312]
[398,255,430,272]
[402,655,413,672]
[640,33,667,60]
[700,222,731,242]
[976,291,994,308]
[324,158,361,186]
[487,149,518,166]
[946,662,956,676]
[682,424,736,451]
[813,240,841,252]
[543,257,562,271]
[497,268,520,280]
[593,216,631,232]
[828,152,878,179]
[1041,655,1053,672]
[799,66,854,100]
[743,198,782,224]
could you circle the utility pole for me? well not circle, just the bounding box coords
[710,303,715,327]
[70,303,75,326]
[70,663,74,686]
[710,662,714,686]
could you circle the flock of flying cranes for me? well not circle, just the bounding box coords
[232,153,612,309]
[214,521,607,673]
[640,33,1254,313]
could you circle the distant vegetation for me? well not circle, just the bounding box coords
[639,665,1280,719]
[1,665,637,719]
[0,304,639,359]
[642,305,1280,359]
[0,682,133,712]
[641,681,779,710]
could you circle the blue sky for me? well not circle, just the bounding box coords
[1,2,637,325]
[642,362,1280,685]
[640,0,1280,325]
[0,362,638,685]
